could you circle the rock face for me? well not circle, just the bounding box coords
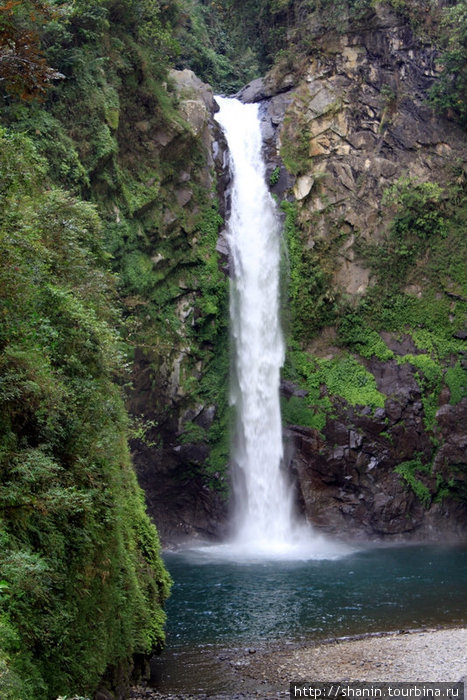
[127,72,231,545]
[134,436,229,544]
[236,6,467,541]
[255,5,466,296]
[287,386,467,541]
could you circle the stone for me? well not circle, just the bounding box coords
[281,380,309,399]
[216,229,230,257]
[178,99,208,136]
[334,162,355,191]
[293,174,314,200]
[153,129,174,147]
[348,131,378,149]
[235,77,270,103]
[349,430,363,449]
[175,187,192,208]
[196,405,217,430]
[380,332,419,356]
[342,46,362,69]
[308,88,338,116]
[169,68,216,112]
[334,259,371,296]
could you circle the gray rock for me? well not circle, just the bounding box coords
[235,78,269,103]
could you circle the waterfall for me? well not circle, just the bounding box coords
[205,96,350,560]
[215,96,293,553]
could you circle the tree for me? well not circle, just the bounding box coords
[0,0,62,100]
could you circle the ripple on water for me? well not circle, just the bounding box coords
[163,543,467,648]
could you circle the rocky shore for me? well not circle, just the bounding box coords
[129,627,467,699]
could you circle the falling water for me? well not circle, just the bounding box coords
[208,97,349,560]
[215,96,291,553]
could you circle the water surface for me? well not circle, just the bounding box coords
[164,544,467,648]
[151,544,467,694]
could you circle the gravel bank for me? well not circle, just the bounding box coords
[244,627,467,684]
[129,627,467,700]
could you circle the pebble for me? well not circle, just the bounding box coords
[129,628,467,699]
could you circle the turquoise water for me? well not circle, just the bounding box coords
[150,544,467,693]
[164,544,467,647]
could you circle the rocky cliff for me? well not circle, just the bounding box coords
[126,69,232,544]
[141,3,467,543]
[78,3,465,545]
[236,3,467,539]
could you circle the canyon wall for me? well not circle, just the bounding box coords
[242,3,467,539]
[139,4,467,543]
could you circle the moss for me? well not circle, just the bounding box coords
[281,394,327,431]
[280,111,312,176]
[179,421,207,444]
[398,353,443,431]
[337,313,394,361]
[445,362,467,405]
[282,345,385,431]
[0,130,170,700]
[322,354,386,408]
[395,458,432,508]
[281,200,339,344]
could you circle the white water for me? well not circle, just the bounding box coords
[216,97,291,554]
[196,97,350,561]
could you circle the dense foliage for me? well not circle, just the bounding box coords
[0,1,185,697]
[0,128,171,699]
[0,0,236,692]
[428,0,467,128]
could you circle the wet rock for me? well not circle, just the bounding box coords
[236,77,269,103]
[195,405,217,430]
[287,363,467,539]
[280,380,309,399]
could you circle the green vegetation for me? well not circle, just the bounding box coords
[176,0,290,87]
[398,354,444,431]
[174,0,260,92]
[0,129,170,699]
[281,162,466,461]
[445,362,467,405]
[380,0,467,129]
[280,109,312,176]
[179,196,230,491]
[395,458,432,508]
[0,0,222,697]
[428,0,467,128]
[395,455,463,508]
[282,346,385,432]
[359,178,449,291]
[281,200,339,343]
[351,175,467,426]
[269,166,281,186]
[337,314,394,361]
